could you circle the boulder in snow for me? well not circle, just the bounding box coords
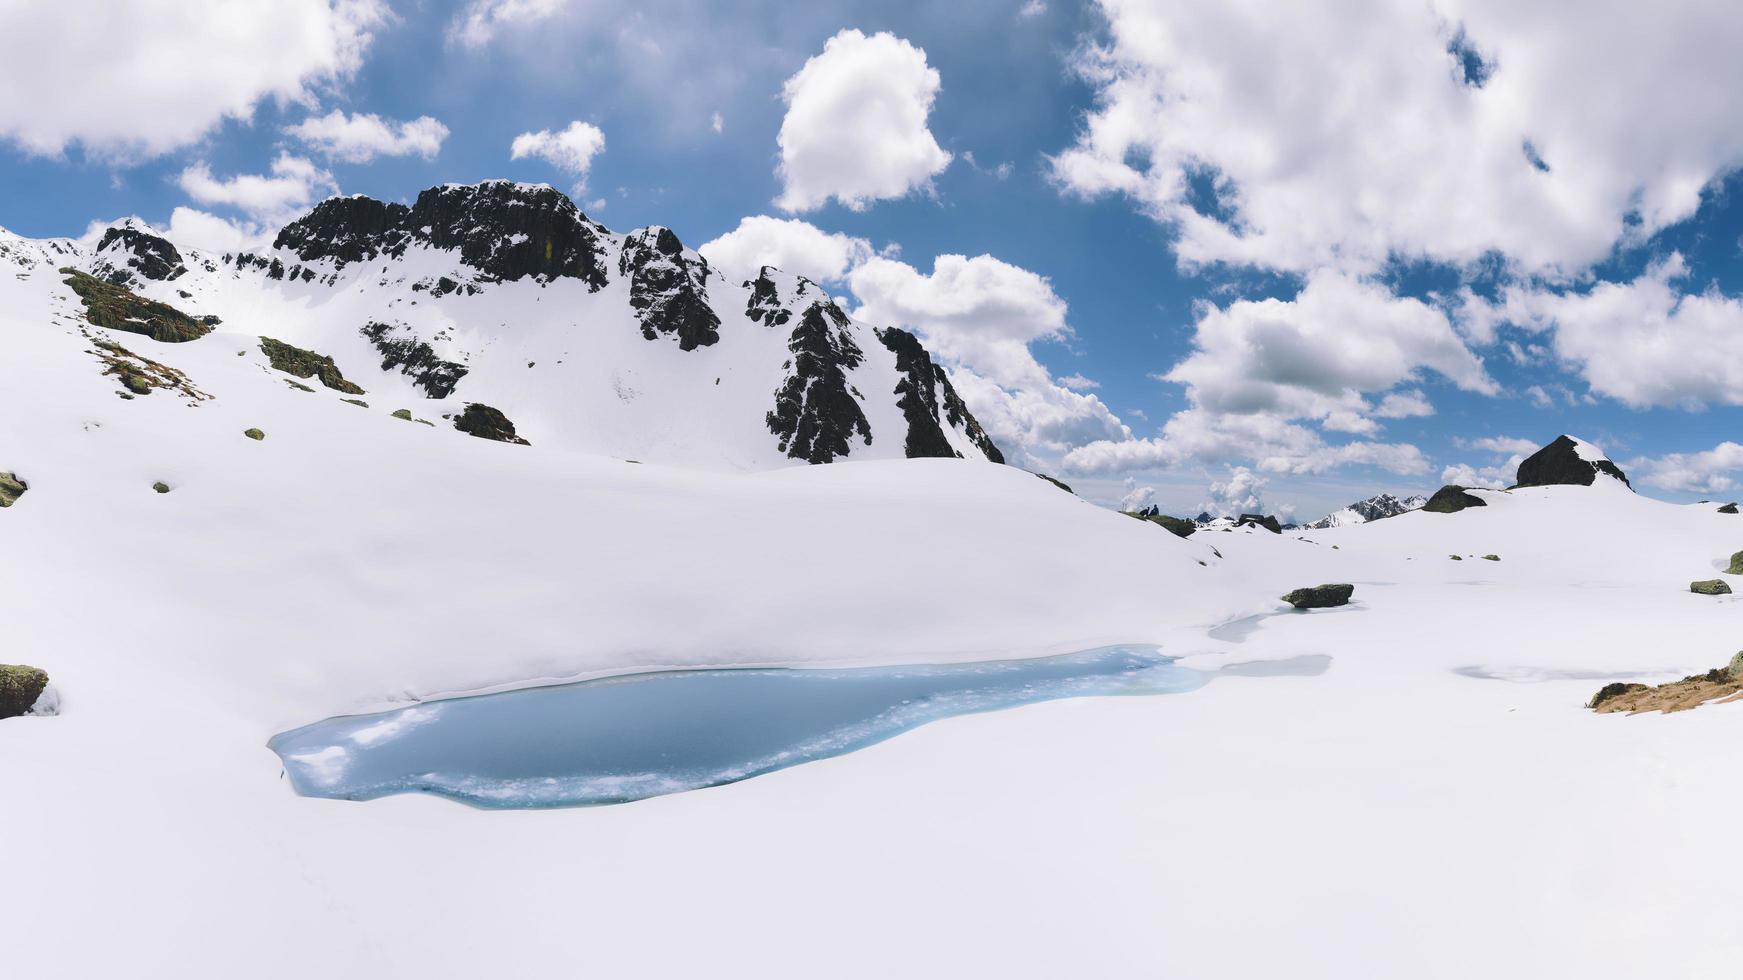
[0,664,48,719]
[1236,513,1282,534]
[0,471,25,508]
[454,403,529,445]
[1720,503,1738,514]
[259,337,364,395]
[1422,485,1486,514]
[1282,583,1354,609]
[1690,579,1731,596]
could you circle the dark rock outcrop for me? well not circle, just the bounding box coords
[1691,579,1732,596]
[243,428,265,441]
[744,268,794,328]
[0,471,25,508]
[62,269,212,343]
[1721,503,1738,515]
[1422,485,1487,513]
[1282,584,1355,609]
[454,403,529,445]
[1236,513,1282,534]
[618,227,720,351]
[259,337,364,394]
[0,664,48,719]
[875,326,1005,462]
[1513,435,1632,490]
[1125,509,1197,538]
[275,181,610,289]
[93,225,186,283]
[360,322,469,398]
[1588,682,1650,710]
[767,304,872,464]
[1035,473,1074,495]
[274,196,412,269]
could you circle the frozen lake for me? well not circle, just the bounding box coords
[269,646,1208,809]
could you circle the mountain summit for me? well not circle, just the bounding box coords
[1513,435,1632,490]
[6,180,1003,471]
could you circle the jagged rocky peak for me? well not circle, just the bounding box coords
[92,220,187,284]
[876,325,1005,463]
[1513,435,1632,490]
[745,266,833,328]
[618,225,720,350]
[271,181,610,289]
[409,181,609,289]
[1305,491,1428,529]
[767,302,872,464]
[274,196,412,269]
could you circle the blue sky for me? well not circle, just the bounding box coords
[7,0,1743,520]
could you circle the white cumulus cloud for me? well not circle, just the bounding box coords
[1053,0,1743,278]
[0,0,385,160]
[510,121,607,189]
[775,29,953,212]
[285,110,449,162]
[1626,442,1743,494]
[448,0,571,48]
[698,216,874,286]
[177,154,338,224]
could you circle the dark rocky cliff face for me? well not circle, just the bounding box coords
[93,226,186,283]
[274,181,609,289]
[767,303,873,464]
[1513,435,1632,490]
[274,197,411,268]
[876,326,1005,463]
[744,268,793,328]
[408,182,609,289]
[618,226,720,350]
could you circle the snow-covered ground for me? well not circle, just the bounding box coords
[7,231,1743,978]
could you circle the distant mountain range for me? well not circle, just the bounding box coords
[0,180,1003,471]
[1303,492,1430,529]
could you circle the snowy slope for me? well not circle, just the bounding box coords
[6,223,1743,980]
[6,181,1003,472]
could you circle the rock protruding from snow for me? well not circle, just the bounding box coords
[92,223,187,284]
[618,227,720,351]
[1125,507,1196,538]
[274,196,412,269]
[1691,579,1732,595]
[876,326,1005,463]
[360,322,469,399]
[767,304,872,464]
[0,471,25,508]
[275,181,611,289]
[1305,492,1428,529]
[63,269,213,344]
[1282,584,1354,609]
[260,337,364,395]
[0,664,48,719]
[1513,435,1632,490]
[1422,485,1487,514]
[454,403,529,445]
[1235,513,1282,534]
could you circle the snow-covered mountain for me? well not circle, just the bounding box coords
[0,180,1003,471]
[1304,492,1429,529]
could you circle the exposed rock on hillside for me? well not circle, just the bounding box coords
[767,304,872,464]
[1283,584,1354,609]
[1125,508,1196,538]
[1236,513,1282,534]
[360,321,469,398]
[877,326,1005,462]
[618,227,720,351]
[1423,485,1486,514]
[260,337,364,394]
[1691,579,1731,595]
[454,403,529,445]
[0,664,49,719]
[1305,492,1428,529]
[91,224,186,284]
[1513,435,1632,490]
[63,269,213,343]
[0,471,25,507]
